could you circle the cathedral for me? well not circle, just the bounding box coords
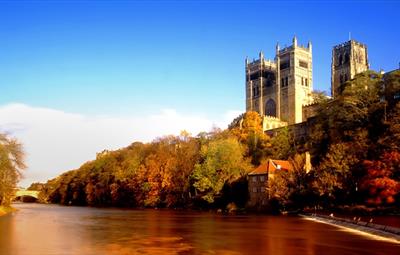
[245,37,369,131]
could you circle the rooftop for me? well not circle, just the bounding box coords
[248,159,293,175]
[333,39,367,49]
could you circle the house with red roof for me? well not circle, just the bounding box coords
[247,159,294,207]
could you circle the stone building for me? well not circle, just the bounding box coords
[247,159,294,207]
[245,36,314,127]
[331,40,369,98]
[245,38,370,136]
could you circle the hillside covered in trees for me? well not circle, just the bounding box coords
[39,70,400,212]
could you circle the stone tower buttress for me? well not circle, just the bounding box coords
[245,57,253,112]
[275,43,281,119]
[259,51,264,116]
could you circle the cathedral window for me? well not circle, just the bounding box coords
[285,77,289,86]
[250,72,259,80]
[299,60,308,69]
[301,77,304,86]
[265,99,276,117]
[305,78,308,86]
[281,78,284,87]
[280,61,290,70]
[253,87,260,97]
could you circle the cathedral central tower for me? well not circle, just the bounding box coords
[245,36,313,126]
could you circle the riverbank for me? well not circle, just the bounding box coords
[300,213,400,243]
[0,206,16,216]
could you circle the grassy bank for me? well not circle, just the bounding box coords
[0,206,16,216]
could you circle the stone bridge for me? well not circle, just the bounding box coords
[14,189,40,199]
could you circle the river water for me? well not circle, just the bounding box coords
[0,203,398,255]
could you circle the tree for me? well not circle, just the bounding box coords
[361,151,400,206]
[0,133,26,206]
[268,170,290,204]
[229,111,271,165]
[379,102,400,152]
[191,138,251,203]
[270,127,295,160]
[27,182,45,191]
[311,90,330,104]
[268,153,311,209]
[382,70,400,110]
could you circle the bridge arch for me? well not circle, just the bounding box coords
[14,189,40,202]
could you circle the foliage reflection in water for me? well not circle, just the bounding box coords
[0,203,399,255]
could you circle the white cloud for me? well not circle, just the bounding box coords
[0,103,242,187]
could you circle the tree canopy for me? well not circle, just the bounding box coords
[38,70,400,211]
[0,133,25,206]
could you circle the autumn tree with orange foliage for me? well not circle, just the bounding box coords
[39,71,400,211]
[361,151,400,206]
[229,111,271,165]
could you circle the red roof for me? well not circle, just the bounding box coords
[248,159,293,175]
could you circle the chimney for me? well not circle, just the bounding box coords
[305,152,312,173]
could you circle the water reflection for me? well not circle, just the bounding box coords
[0,204,398,255]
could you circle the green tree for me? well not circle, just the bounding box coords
[270,127,295,160]
[191,137,251,203]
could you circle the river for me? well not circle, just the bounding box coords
[0,203,398,255]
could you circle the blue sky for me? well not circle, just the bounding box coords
[0,1,399,185]
[1,1,399,117]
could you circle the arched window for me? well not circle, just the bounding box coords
[265,99,276,117]
[338,54,342,65]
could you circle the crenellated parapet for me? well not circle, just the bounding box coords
[302,102,319,108]
[262,115,288,131]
